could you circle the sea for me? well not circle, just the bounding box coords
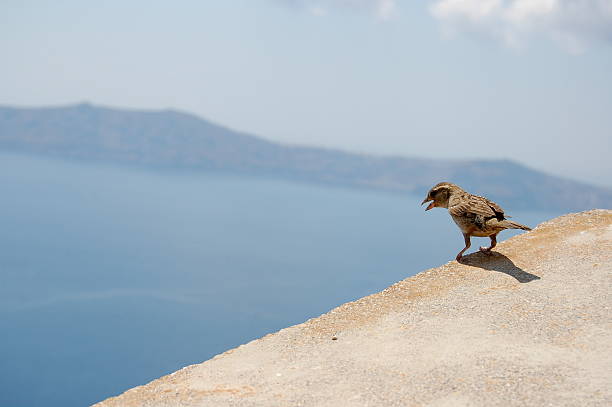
[0,152,560,406]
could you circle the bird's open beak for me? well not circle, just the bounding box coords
[421,198,435,211]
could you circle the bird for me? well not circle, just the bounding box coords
[421,182,531,262]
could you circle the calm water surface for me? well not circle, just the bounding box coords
[0,153,559,406]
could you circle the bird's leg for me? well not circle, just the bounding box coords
[479,234,497,254]
[456,233,471,262]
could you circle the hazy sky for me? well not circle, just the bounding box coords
[1,0,611,187]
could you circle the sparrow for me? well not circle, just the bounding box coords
[421,182,531,262]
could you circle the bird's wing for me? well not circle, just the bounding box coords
[449,195,505,220]
[477,195,506,220]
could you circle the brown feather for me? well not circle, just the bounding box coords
[422,182,532,261]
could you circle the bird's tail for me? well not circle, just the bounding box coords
[500,220,532,231]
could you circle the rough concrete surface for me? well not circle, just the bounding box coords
[95,210,612,407]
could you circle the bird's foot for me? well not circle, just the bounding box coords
[455,254,463,262]
[479,246,493,255]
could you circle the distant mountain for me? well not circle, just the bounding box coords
[0,103,610,212]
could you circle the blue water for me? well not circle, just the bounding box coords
[0,153,559,406]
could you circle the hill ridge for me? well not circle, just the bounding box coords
[1,103,611,211]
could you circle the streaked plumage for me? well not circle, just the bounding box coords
[421,182,531,262]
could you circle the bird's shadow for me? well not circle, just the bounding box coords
[460,251,540,283]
